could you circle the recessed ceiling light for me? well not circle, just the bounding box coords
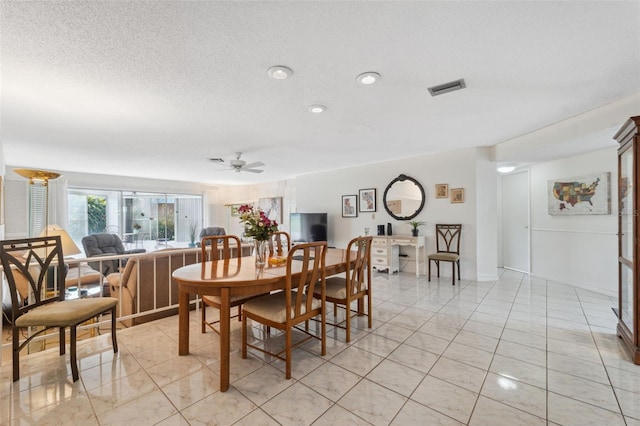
[308,104,326,113]
[267,65,293,80]
[356,72,381,85]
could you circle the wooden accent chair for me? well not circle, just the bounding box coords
[428,224,462,285]
[241,241,327,379]
[268,231,291,257]
[201,234,257,333]
[312,236,372,342]
[0,236,118,382]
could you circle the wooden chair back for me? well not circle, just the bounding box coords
[435,224,462,255]
[201,234,241,261]
[0,236,66,321]
[285,241,327,322]
[269,231,291,257]
[345,236,372,297]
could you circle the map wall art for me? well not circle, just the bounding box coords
[547,172,611,215]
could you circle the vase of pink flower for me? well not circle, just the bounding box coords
[238,204,279,266]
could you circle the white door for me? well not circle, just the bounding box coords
[501,171,530,272]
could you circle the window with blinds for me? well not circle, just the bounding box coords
[28,183,47,237]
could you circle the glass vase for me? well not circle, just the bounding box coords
[254,239,268,266]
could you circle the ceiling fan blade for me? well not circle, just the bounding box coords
[242,161,265,169]
[243,168,264,173]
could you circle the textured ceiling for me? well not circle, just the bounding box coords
[2,1,639,185]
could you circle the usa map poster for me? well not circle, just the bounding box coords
[547,172,610,215]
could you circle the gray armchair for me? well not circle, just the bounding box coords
[197,227,226,246]
[82,233,146,275]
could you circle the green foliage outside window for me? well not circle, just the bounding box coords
[87,196,107,234]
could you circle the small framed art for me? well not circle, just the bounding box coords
[435,184,448,198]
[451,188,464,203]
[358,188,376,212]
[342,195,357,217]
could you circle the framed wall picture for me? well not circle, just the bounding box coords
[547,172,610,215]
[358,188,376,212]
[258,197,283,223]
[230,204,243,217]
[435,184,449,198]
[342,195,357,217]
[451,188,464,203]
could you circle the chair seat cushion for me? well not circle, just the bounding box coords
[15,297,118,327]
[243,291,321,323]
[313,276,367,300]
[428,253,459,261]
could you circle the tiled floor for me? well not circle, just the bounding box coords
[1,269,640,425]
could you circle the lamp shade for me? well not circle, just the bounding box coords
[38,225,81,256]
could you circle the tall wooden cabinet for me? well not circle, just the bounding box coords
[615,116,640,364]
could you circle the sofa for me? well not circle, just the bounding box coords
[82,233,146,276]
[106,249,199,326]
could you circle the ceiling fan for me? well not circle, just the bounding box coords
[209,152,265,173]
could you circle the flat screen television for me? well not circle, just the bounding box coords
[289,213,328,243]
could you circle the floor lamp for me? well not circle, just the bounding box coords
[14,169,61,238]
[13,169,62,353]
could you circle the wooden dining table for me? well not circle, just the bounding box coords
[172,247,353,392]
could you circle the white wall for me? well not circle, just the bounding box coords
[296,148,486,281]
[529,147,618,296]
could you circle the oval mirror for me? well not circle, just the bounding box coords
[383,174,426,220]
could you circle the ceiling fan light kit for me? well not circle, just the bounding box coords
[211,152,265,173]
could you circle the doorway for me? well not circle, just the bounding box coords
[501,170,530,273]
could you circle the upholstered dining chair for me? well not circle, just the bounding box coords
[268,231,291,257]
[241,241,327,379]
[201,234,259,333]
[0,236,119,382]
[312,236,372,342]
[428,224,462,285]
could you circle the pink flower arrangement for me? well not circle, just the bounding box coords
[238,204,278,241]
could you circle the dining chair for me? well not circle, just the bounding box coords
[201,234,259,333]
[312,236,372,342]
[268,231,291,257]
[428,224,462,285]
[0,236,119,382]
[241,241,327,379]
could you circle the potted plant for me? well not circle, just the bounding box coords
[408,220,426,237]
[132,223,142,233]
[188,223,197,247]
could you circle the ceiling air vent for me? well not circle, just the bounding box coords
[428,78,466,97]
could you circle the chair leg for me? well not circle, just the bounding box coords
[457,260,461,282]
[241,315,247,359]
[285,327,292,379]
[452,261,455,286]
[436,260,440,277]
[367,294,372,329]
[321,311,326,357]
[59,326,66,355]
[12,326,20,382]
[345,301,351,343]
[238,305,242,322]
[428,259,431,282]
[201,301,206,333]
[70,326,79,382]
[111,306,119,353]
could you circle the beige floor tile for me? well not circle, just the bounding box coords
[469,396,546,426]
[338,379,407,426]
[262,382,333,425]
[480,372,546,418]
[411,375,478,424]
[391,400,464,425]
[548,392,625,426]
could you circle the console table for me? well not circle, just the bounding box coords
[371,235,426,277]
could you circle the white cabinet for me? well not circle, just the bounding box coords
[371,235,426,277]
[372,237,399,274]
